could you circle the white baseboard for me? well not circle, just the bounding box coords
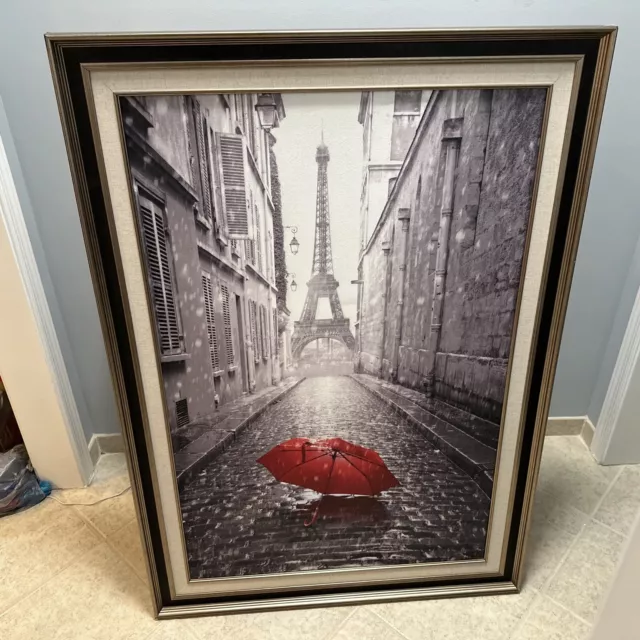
[88,433,124,466]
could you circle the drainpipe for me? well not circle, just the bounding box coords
[391,209,411,383]
[379,240,392,377]
[424,117,462,397]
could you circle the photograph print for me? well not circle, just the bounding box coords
[120,86,546,580]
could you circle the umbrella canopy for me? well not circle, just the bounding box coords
[257,437,400,497]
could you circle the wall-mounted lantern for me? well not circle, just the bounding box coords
[255,93,279,131]
[284,225,299,255]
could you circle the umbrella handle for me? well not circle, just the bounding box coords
[304,496,324,527]
[304,453,336,527]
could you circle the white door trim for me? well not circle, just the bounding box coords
[592,279,640,465]
[0,128,93,487]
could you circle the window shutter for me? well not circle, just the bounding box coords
[139,198,181,356]
[201,273,220,373]
[272,308,278,355]
[258,305,264,359]
[264,306,270,358]
[257,306,263,359]
[249,300,259,363]
[255,205,262,273]
[216,132,249,238]
[259,305,269,359]
[175,398,190,428]
[246,96,257,157]
[192,99,213,221]
[245,192,256,265]
[267,230,273,281]
[221,284,235,366]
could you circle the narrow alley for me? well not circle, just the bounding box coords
[180,376,490,579]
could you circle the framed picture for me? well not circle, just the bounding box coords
[47,27,616,617]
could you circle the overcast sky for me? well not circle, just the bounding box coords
[273,91,363,327]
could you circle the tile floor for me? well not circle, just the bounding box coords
[1,435,638,639]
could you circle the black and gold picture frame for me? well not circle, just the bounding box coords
[46,27,616,617]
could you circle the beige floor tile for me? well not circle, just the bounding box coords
[73,489,136,537]
[187,605,352,640]
[593,465,640,536]
[330,609,405,640]
[370,586,536,640]
[108,516,148,582]
[521,511,577,590]
[51,452,135,538]
[0,499,100,615]
[145,619,199,639]
[93,452,129,481]
[546,521,626,622]
[54,453,130,506]
[0,543,157,640]
[536,437,618,515]
[531,487,589,536]
[512,594,591,640]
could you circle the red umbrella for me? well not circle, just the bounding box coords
[257,437,400,526]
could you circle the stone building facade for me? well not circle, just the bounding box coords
[354,90,430,350]
[357,90,431,251]
[122,92,286,432]
[355,88,546,436]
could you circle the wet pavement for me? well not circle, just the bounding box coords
[179,376,490,579]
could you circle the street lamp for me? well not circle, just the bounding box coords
[284,225,300,255]
[287,272,298,292]
[255,93,279,131]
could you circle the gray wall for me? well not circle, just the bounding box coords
[0,0,636,434]
[0,96,116,442]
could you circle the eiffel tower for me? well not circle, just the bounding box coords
[291,135,355,359]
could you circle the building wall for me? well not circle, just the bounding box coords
[368,92,394,162]
[0,1,636,445]
[359,90,453,377]
[359,88,546,424]
[358,91,430,251]
[359,230,394,374]
[435,88,546,421]
[144,96,191,182]
[124,92,281,432]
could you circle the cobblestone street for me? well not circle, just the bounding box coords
[180,376,490,579]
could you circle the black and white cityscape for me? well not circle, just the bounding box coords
[121,87,547,579]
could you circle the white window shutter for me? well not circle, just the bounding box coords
[221,283,235,366]
[216,132,250,238]
[138,197,181,356]
[192,99,213,221]
[201,273,220,372]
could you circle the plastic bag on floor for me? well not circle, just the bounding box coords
[0,445,51,517]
